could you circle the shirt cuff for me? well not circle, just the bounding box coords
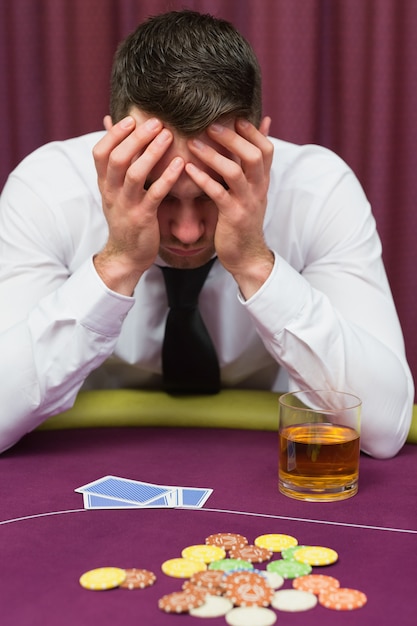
[239,252,311,337]
[57,257,135,337]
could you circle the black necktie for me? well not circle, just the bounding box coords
[160,258,220,395]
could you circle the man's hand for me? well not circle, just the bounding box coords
[185,117,275,299]
[92,116,184,295]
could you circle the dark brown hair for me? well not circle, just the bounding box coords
[110,10,262,134]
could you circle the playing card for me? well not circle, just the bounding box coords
[82,493,144,509]
[75,476,213,510]
[81,493,177,509]
[75,475,175,505]
[176,487,213,508]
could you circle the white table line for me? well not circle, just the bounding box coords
[1,506,416,535]
[0,509,86,525]
[198,507,417,535]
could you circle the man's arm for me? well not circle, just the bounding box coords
[186,117,275,298]
[0,245,134,453]
[0,117,182,452]
[92,115,184,294]
[185,124,414,458]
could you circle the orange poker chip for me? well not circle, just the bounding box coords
[206,533,249,551]
[223,571,268,590]
[189,570,226,590]
[224,572,274,608]
[293,574,340,595]
[229,544,273,563]
[158,590,206,613]
[182,580,222,597]
[120,568,156,589]
[319,587,368,611]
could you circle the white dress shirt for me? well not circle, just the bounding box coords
[0,132,413,457]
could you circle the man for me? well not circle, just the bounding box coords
[0,10,413,457]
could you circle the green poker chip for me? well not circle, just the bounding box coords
[266,559,312,579]
[281,545,308,560]
[208,559,254,572]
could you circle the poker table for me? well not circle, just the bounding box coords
[1,390,416,625]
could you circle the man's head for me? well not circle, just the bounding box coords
[109,10,262,134]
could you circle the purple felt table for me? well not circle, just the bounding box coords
[0,427,416,626]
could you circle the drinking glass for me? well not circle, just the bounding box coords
[278,390,362,502]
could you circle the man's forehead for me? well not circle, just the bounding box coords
[128,106,236,137]
[129,106,237,185]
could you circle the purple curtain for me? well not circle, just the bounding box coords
[1,0,416,398]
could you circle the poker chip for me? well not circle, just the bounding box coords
[225,606,277,626]
[161,557,206,578]
[319,587,368,610]
[293,546,338,566]
[182,580,223,597]
[189,569,226,590]
[293,574,340,595]
[155,530,367,618]
[206,533,249,550]
[281,545,307,560]
[182,544,226,563]
[189,595,234,617]
[158,590,206,613]
[266,559,312,579]
[209,558,254,572]
[224,571,274,607]
[223,571,268,589]
[254,534,298,552]
[79,567,126,591]
[228,544,273,563]
[225,585,274,608]
[263,571,285,590]
[78,529,368,621]
[271,589,318,612]
[120,568,156,589]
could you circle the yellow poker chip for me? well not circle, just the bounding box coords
[79,567,126,591]
[182,544,226,563]
[293,546,339,566]
[161,557,207,578]
[254,534,298,553]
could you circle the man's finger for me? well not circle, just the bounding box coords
[103,115,113,131]
[93,116,137,179]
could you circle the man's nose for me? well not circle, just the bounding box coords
[170,204,205,244]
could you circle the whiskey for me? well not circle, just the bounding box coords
[279,423,360,501]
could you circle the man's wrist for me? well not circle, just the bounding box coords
[231,250,275,300]
[93,250,145,296]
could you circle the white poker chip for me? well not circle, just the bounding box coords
[225,606,277,626]
[263,571,285,590]
[271,589,318,612]
[190,595,234,617]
